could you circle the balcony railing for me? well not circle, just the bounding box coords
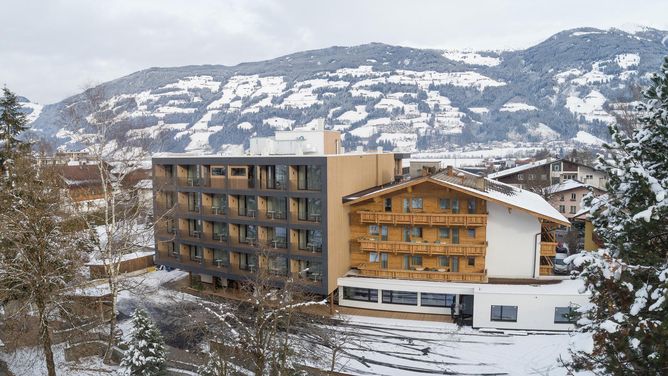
[358,238,486,256]
[154,177,177,189]
[359,211,487,226]
[177,177,205,187]
[539,265,554,276]
[356,263,487,282]
[201,206,227,216]
[540,242,558,257]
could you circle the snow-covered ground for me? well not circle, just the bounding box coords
[1,270,588,375]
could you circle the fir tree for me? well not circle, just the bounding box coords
[120,308,167,376]
[567,56,668,374]
[0,86,29,159]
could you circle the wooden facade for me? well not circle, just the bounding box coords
[348,181,489,282]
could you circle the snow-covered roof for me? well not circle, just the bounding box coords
[338,276,588,296]
[85,250,155,266]
[544,179,588,194]
[487,158,555,179]
[344,167,570,225]
[134,179,153,190]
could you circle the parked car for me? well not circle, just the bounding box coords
[553,253,570,275]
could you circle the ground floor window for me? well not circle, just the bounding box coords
[421,293,455,307]
[490,305,518,322]
[343,287,378,302]
[554,306,576,324]
[382,290,418,305]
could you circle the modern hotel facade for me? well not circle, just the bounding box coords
[153,130,403,296]
[153,130,590,331]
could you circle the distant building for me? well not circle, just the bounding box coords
[543,179,605,219]
[487,158,607,190]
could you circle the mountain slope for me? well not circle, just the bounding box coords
[27,26,668,154]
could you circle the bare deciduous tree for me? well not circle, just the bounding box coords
[0,154,88,376]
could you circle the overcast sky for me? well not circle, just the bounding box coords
[2,0,667,104]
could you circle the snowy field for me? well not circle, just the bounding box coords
[1,270,586,375]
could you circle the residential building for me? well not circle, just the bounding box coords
[487,158,607,190]
[152,129,404,296]
[544,179,605,220]
[338,166,589,331]
[58,164,108,212]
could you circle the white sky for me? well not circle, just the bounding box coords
[2,0,667,104]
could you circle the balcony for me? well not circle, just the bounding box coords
[201,206,227,217]
[357,238,486,256]
[359,211,487,226]
[356,263,487,282]
[177,177,205,187]
[154,177,176,189]
[540,242,558,257]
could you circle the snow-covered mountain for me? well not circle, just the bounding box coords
[27,26,668,154]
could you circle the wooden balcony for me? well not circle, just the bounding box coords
[356,263,487,282]
[540,241,558,257]
[539,265,554,276]
[359,211,487,226]
[358,238,486,256]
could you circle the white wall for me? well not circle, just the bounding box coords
[485,202,541,279]
[338,277,474,315]
[472,290,589,331]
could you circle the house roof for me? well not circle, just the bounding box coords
[58,165,104,187]
[486,158,556,179]
[344,168,570,226]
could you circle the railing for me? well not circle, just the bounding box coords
[153,176,177,189]
[540,242,558,256]
[258,210,288,221]
[259,180,288,191]
[291,213,322,224]
[359,211,487,226]
[177,177,205,187]
[356,263,487,282]
[290,242,323,255]
[358,238,486,256]
[228,178,257,190]
[201,206,227,216]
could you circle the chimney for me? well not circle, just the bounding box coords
[446,165,453,177]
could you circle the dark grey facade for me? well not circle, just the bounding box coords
[153,155,330,295]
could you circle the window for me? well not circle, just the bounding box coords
[402,226,410,242]
[559,194,565,201]
[231,167,246,177]
[369,252,379,263]
[518,174,524,181]
[384,198,392,212]
[554,307,576,324]
[570,193,577,201]
[239,253,258,271]
[451,256,459,272]
[552,163,561,172]
[343,287,378,302]
[421,293,455,307]
[297,165,322,191]
[380,253,388,269]
[380,225,388,241]
[491,305,518,322]
[439,227,450,238]
[411,198,423,209]
[411,255,422,266]
[528,174,536,180]
[211,167,226,176]
[439,198,450,210]
[298,198,321,222]
[382,290,418,305]
[467,228,476,238]
[559,205,565,213]
[452,228,460,244]
[368,225,379,236]
[452,199,460,214]
[467,257,475,266]
[438,256,449,267]
[467,199,476,213]
[570,206,577,214]
[411,227,423,237]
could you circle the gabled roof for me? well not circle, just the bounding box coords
[344,168,570,226]
[544,179,604,195]
[486,158,556,179]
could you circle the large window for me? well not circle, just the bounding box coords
[266,196,287,219]
[439,198,450,210]
[368,224,379,236]
[491,305,518,322]
[212,249,229,266]
[421,293,455,307]
[298,229,322,252]
[297,165,322,191]
[265,165,288,189]
[467,199,476,213]
[382,290,418,305]
[211,166,226,176]
[239,253,258,271]
[231,167,246,177]
[452,198,460,214]
[298,198,322,222]
[554,307,576,324]
[238,195,257,217]
[411,198,423,209]
[343,287,378,302]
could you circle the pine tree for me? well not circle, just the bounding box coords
[0,86,29,159]
[567,56,668,374]
[120,308,167,376]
